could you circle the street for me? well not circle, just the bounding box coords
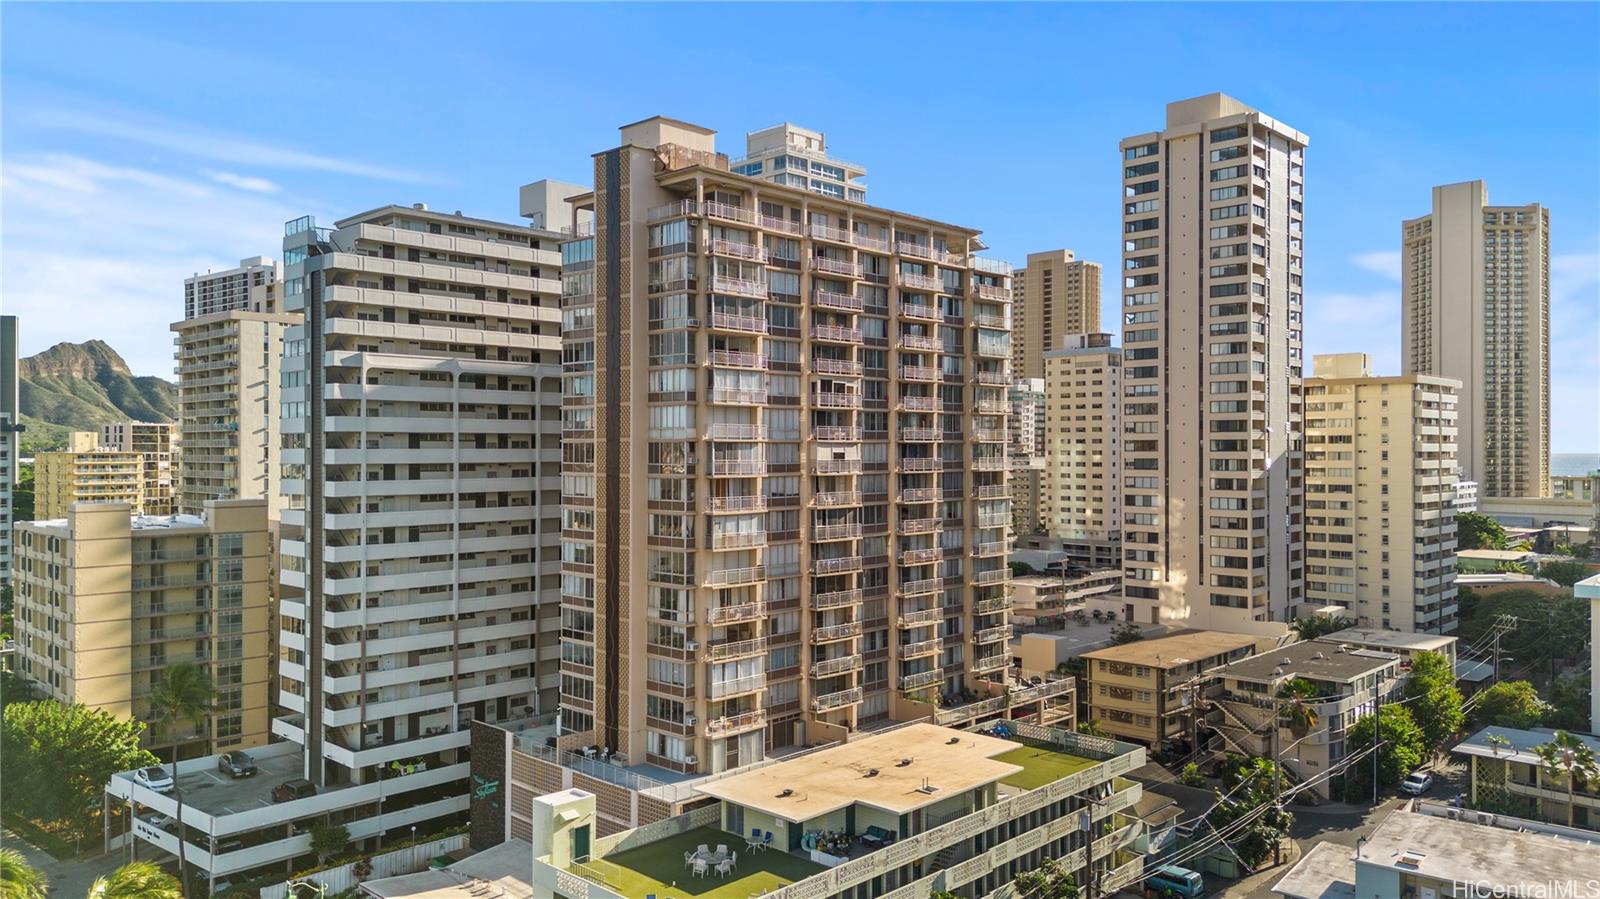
[0,827,126,898]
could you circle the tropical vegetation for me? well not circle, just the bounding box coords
[1533,730,1600,829]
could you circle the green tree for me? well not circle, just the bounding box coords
[1179,762,1206,787]
[0,702,157,843]
[1404,651,1465,752]
[1289,615,1353,641]
[1206,757,1293,868]
[1109,621,1144,645]
[1547,674,1594,732]
[310,823,352,864]
[1342,705,1426,801]
[1472,681,1546,729]
[1457,512,1508,550]
[147,662,215,896]
[0,670,39,710]
[87,862,182,899]
[1076,719,1106,738]
[11,463,34,523]
[0,847,48,899]
[1538,560,1591,587]
[1009,561,1037,577]
[1276,678,1321,738]
[1533,730,1600,828]
[1012,857,1079,899]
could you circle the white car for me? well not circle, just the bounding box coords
[134,766,175,793]
[1400,771,1434,795]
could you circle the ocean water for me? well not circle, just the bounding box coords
[1552,453,1600,476]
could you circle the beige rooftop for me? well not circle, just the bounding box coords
[694,723,1024,822]
[1079,630,1261,669]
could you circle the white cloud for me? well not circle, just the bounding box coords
[0,153,310,377]
[22,105,428,183]
[205,170,281,194]
[1304,288,1402,375]
[1351,250,1402,282]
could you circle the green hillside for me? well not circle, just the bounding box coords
[17,340,177,453]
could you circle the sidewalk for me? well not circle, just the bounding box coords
[1219,840,1301,898]
[0,827,124,897]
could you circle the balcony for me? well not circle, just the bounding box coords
[900,670,942,690]
[809,654,862,678]
[812,425,862,441]
[901,639,942,658]
[707,238,765,261]
[812,490,862,507]
[707,349,767,370]
[812,392,862,409]
[809,256,858,277]
[899,486,941,503]
[704,201,757,225]
[709,530,767,549]
[808,223,853,244]
[706,423,767,441]
[900,427,941,442]
[899,365,939,382]
[898,608,943,628]
[812,556,863,575]
[975,541,1007,557]
[812,324,863,344]
[812,357,863,376]
[972,428,1006,443]
[709,311,769,334]
[812,523,863,541]
[709,459,766,477]
[972,456,1007,471]
[975,399,1009,414]
[898,517,942,535]
[972,568,1009,586]
[705,708,768,736]
[709,494,766,513]
[897,457,942,473]
[972,654,1009,673]
[973,370,1009,386]
[705,566,765,586]
[975,284,1011,302]
[895,241,935,260]
[707,601,768,625]
[649,200,699,222]
[900,395,938,412]
[976,625,1014,644]
[813,621,863,642]
[812,589,863,610]
[899,578,942,596]
[706,637,768,662]
[901,334,943,352]
[708,388,768,406]
[976,341,1009,359]
[972,312,1007,329]
[975,595,1008,614]
[899,300,943,319]
[852,231,890,252]
[900,548,941,565]
[812,687,864,711]
[813,458,862,475]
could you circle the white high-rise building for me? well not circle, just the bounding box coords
[1118,94,1307,630]
[183,256,284,319]
[1402,180,1550,499]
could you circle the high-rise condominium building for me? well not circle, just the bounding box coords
[1402,180,1550,499]
[1008,378,1045,538]
[1305,354,1460,633]
[279,199,571,800]
[558,117,1013,775]
[98,421,179,516]
[729,123,868,202]
[183,256,284,319]
[1,315,17,587]
[172,309,299,516]
[1010,250,1101,380]
[35,431,146,519]
[1042,333,1121,571]
[1119,94,1307,630]
[12,500,272,755]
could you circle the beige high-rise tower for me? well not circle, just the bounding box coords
[558,118,1013,774]
[1402,180,1549,499]
[1011,250,1101,380]
[1042,333,1121,570]
[1306,354,1461,634]
[1119,94,1307,630]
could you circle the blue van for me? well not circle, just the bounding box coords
[1145,864,1205,899]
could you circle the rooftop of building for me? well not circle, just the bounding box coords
[1452,725,1600,767]
[19,509,211,535]
[330,204,561,238]
[108,742,329,818]
[1013,622,1177,660]
[1218,640,1399,685]
[1272,802,1600,897]
[1080,629,1262,669]
[693,723,1035,822]
[1317,627,1457,654]
[1457,548,1538,561]
[360,839,534,899]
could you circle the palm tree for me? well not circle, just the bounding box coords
[1486,733,1512,757]
[0,847,48,899]
[1534,730,1600,828]
[1277,677,1320,738]
[147,662,216,897]
[1289,615,1353,642]
[87,862,182,899]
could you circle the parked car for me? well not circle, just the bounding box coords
[1145,864,1205,899]
[271,778,316,803]
[1401,771,1434,795]
[134,766,174,793]
[139,811,174,831]
[217,750,257,778]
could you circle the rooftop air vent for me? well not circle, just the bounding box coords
[777,788,794,798]
[864,769,879,777]
[897,758,913,767]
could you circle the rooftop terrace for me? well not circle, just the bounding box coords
[574,825,824,899]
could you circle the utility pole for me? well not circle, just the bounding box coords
[1371,679,1381,805]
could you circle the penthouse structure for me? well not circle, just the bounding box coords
[558,117,1014,776]
[729,123,868,202]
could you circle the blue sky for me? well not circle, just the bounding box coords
[2,2,1596,452]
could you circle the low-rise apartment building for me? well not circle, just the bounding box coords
[12,500,272,756]
[1082,630,1261,752]
[1316,626,1457,673]
[35,431,146,518]
[1453,726,1600,830]
[529,722,1149,899]
[98,421,180,516]
[1010,569,1123,631]
[1274,801,1599,899]
[1211,639,1404,798]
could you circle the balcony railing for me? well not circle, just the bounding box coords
[900,670,942,690]
[899,365,939,382]
[899,301,943,319]
[709,495,766,513]
[812,589,863,610]
[852,232,890,252]
[975,541,1007,556]
[707,601,768,625]
[900,396,938,412]
[974,370,1009,385]
[898,517,942,535]
[709,530,767,549]
[810,256,858,277]
[902,639,942,658]
[809,654,863,678]
[812,523,863,541]
[812,392,862,408]
[898,458,942,472]
[900,548,941,565]
[972,568,1010,585]
[812,556,863,575]
[899,578,942,596]
[706,423,767,441]
[705,566,765,586]
[812,687,864,711]
[809,223,853,244]
[812,425,863,441]
[708,238,765,261]
[972,654,1009,673]
[704,201,757,225]
[708,388,768,405]
[900,428,941,442]
[813,621,863,642]
[898,608,943,628]
[813,459,862,474]
[812,325,864,343]
[709,311,769,333]
[812,490,862,507]
[706,637,768,661]
[896,241,935,260]
[705,708,768,736]
[812,358,863,376]
[901,334,943,352]
[709,460,766,476]
[707,349,767,369]
[975,284,1011,302]
[900,487,941,503]
[976,625,1014,643]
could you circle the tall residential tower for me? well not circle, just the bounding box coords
[1118,94,1307,629]
[1402,180,1549,499]
[558,117,1013,774]
[1010,250,1101,380]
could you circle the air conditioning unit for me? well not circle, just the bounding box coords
[684,715,698,726]
[686,641,699,651]
[685,755,698,766]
